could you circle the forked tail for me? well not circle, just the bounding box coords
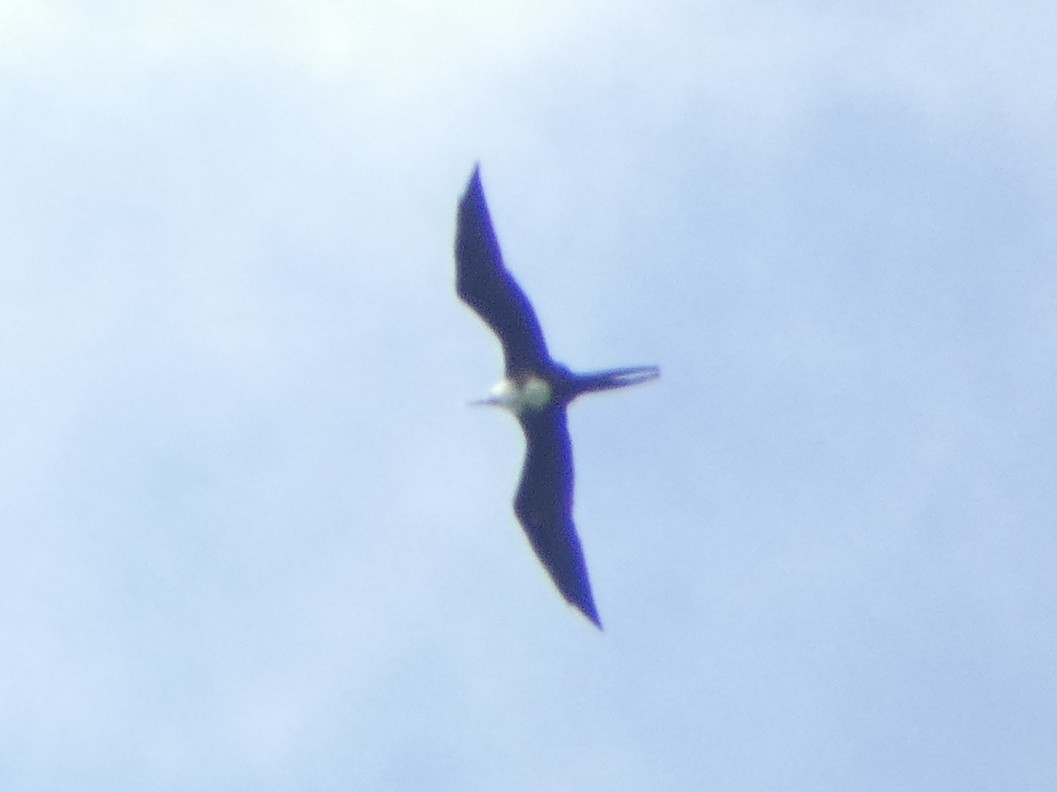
[573,364,660,396]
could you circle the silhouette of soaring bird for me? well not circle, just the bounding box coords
[454,165,659,627]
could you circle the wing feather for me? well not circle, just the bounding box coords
[514,407,601,627]
[455,166,551,375]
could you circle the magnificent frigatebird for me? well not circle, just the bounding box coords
[455,165,659,627]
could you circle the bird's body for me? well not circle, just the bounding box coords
[455,166,658,627]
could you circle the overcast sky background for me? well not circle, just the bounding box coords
[3,1,1057,789]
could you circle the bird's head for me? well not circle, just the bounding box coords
[469,376,552,413]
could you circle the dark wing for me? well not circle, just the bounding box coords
[514,406,601,627]
[455,166,551,375]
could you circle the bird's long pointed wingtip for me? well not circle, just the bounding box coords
[459,164,485,212]
[574,597,603,629]
[468,162,482,189]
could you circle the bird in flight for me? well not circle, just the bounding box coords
[454,165,659,627]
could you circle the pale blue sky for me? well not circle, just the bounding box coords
[2,1,1056,789]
